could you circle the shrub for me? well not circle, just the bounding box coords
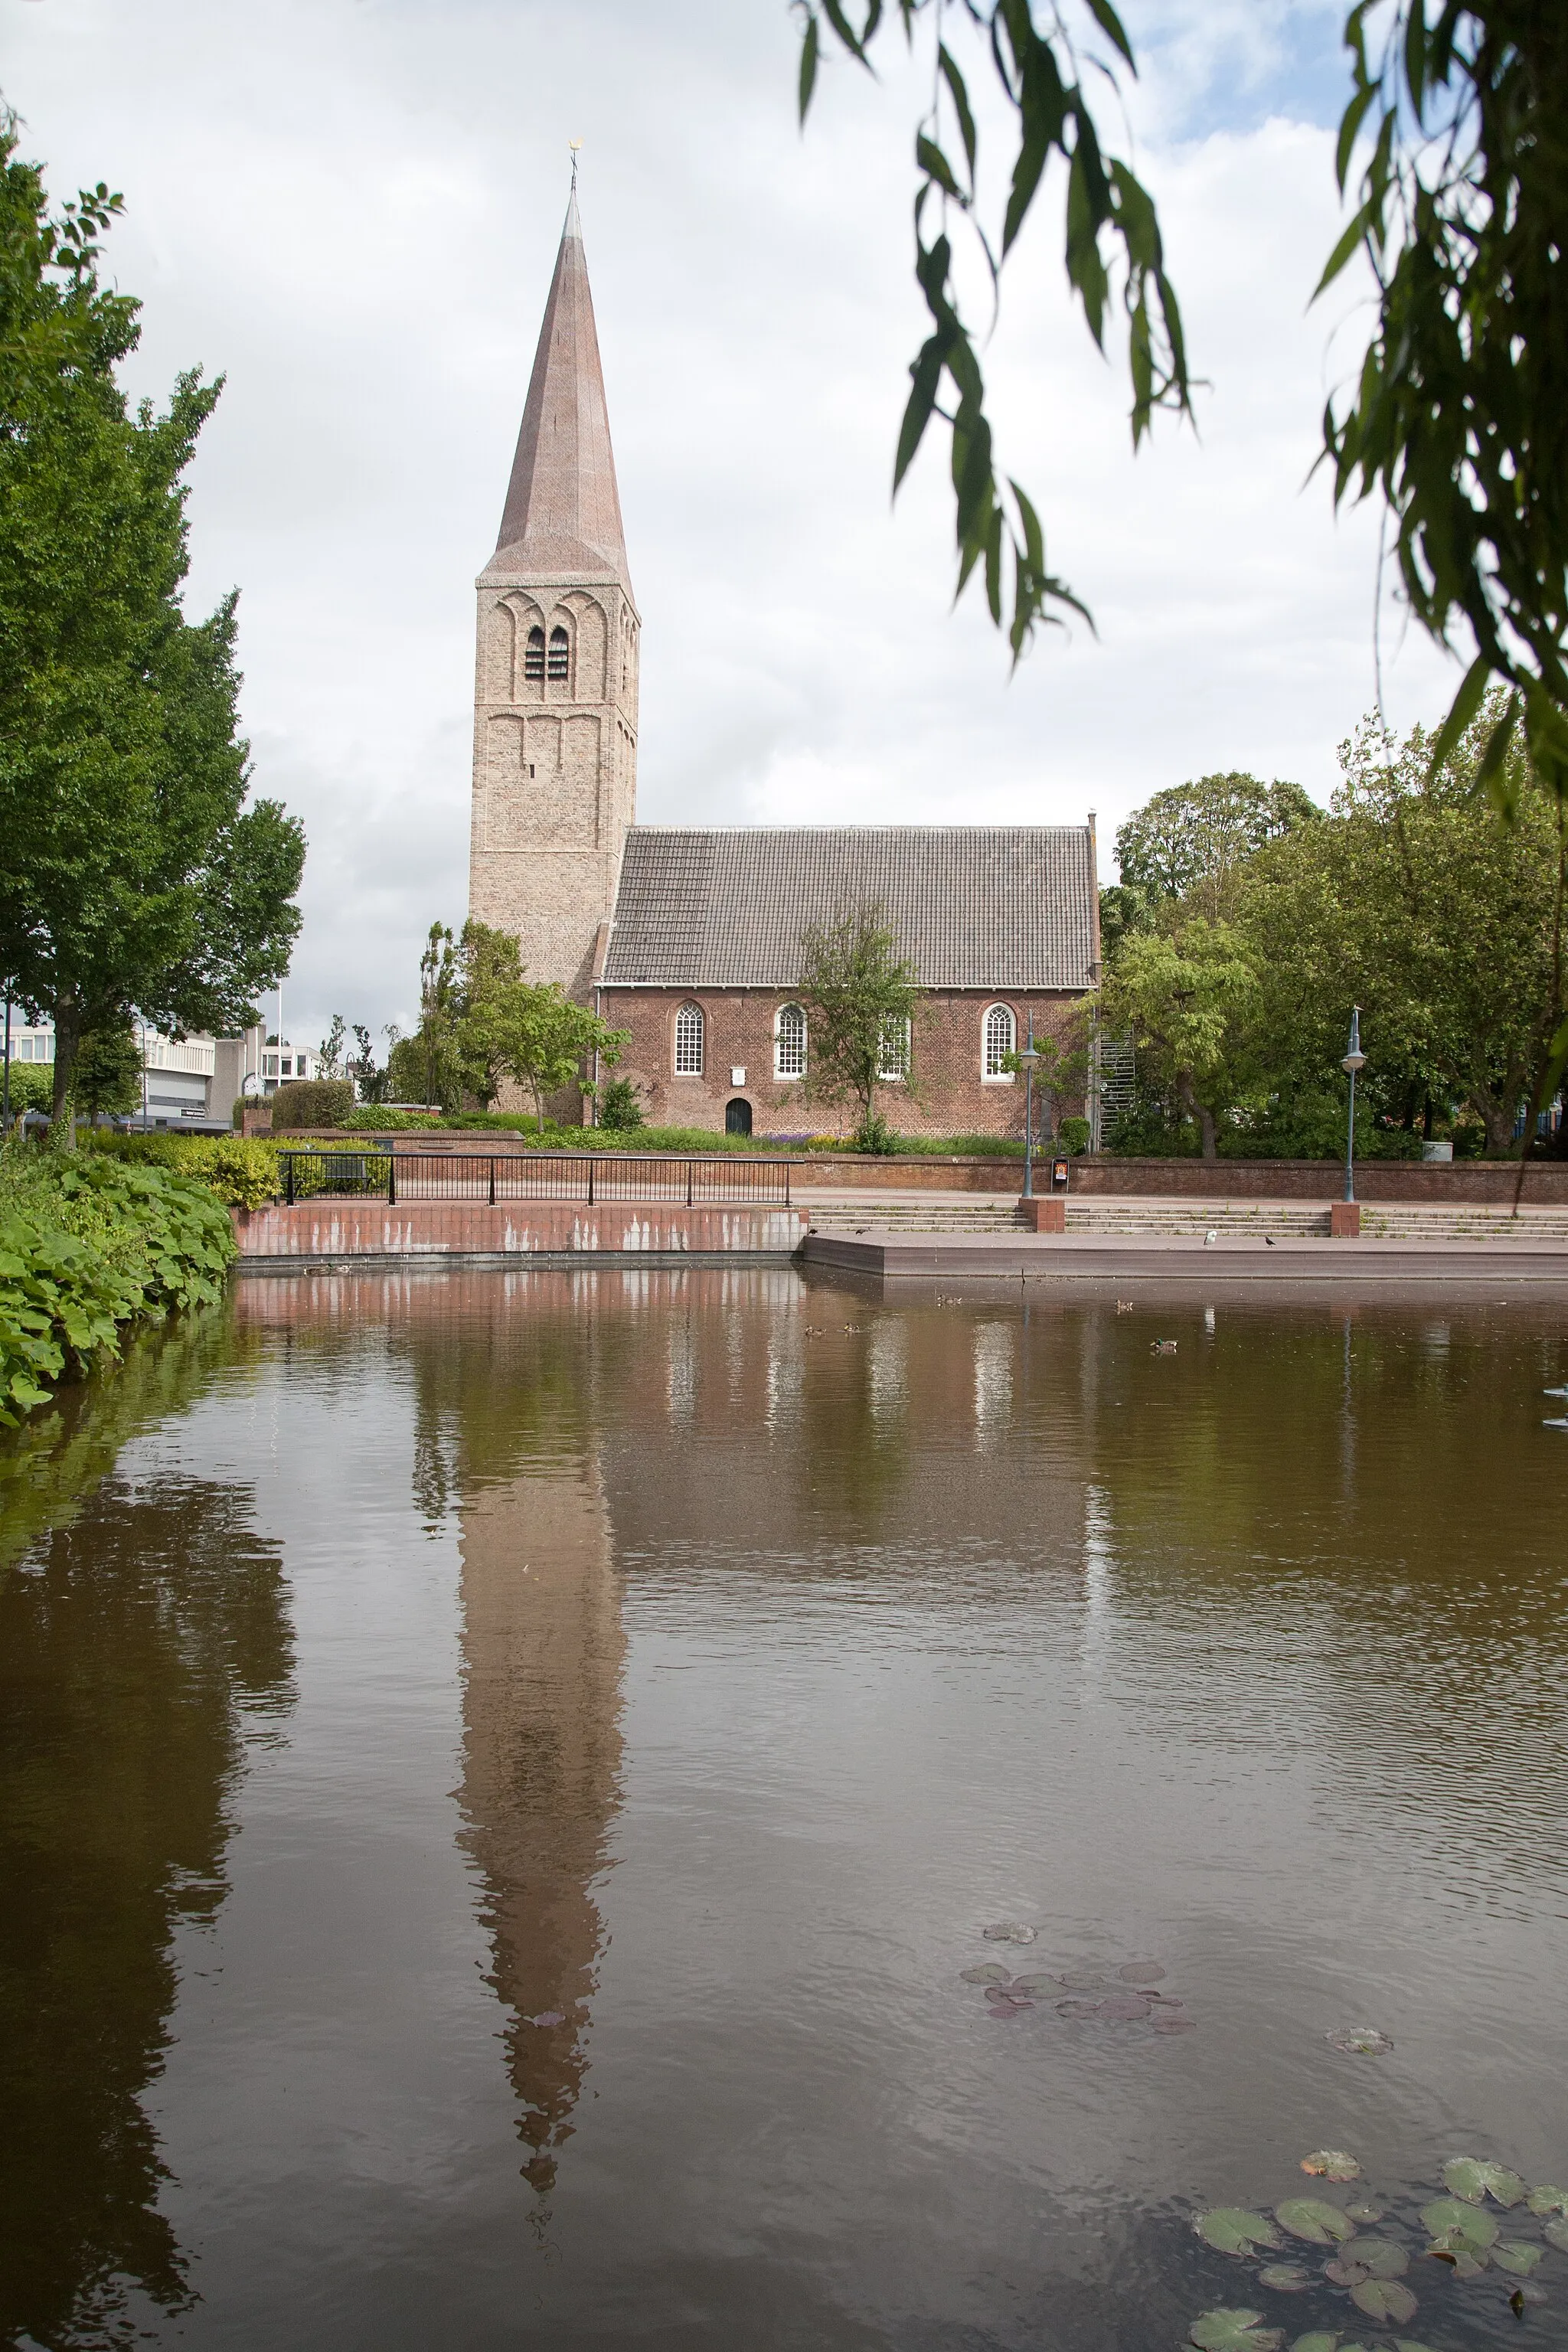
[598,1076,646,1131]
[82,1129,282,1210]
[0,1148,235,1426]
[1057,1116,1091,1155]
[270,1078,355,1131]
[279,1146,393,1199]
[341,1106,442,1132]
[853,1109,899,1155]
[2,1064,54,1119]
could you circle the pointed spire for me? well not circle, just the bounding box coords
[488,191,631,587]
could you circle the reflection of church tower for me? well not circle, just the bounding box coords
[456,1461,626,2194]
[469,188,641,999]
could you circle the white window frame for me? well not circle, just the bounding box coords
[877,1014,910,1083]
[674,1002,704,1076]
[982,1002,1017,1082]
[774,1001,807,1080]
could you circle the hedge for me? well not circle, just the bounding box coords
[82,1129,283,1210]
[0,1151,236,1428]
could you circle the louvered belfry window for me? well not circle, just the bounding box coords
[675,1003,704,1076]
[547,626,570,681]
[524,626,545,680]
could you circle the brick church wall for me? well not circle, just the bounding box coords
[598,988,1088,1138]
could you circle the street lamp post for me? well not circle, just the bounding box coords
[1341,1006,1366,1205]
[1019,1014,1040,1200]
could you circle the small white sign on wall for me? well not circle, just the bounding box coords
[730,1067,746,1086]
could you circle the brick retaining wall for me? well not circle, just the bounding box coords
[234,1200,807,1259]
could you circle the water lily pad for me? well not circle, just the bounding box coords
[1493,2240,1545,2276]
[1419,2197,1498,2251]
[984,1984,1028,2004]
[1153,2014,1198,2034]
[1056,1998,1100,2018]
[1325,2026,1393,2055]
[1441,2157,1526,2207]
[1510,2284,1549,2311]
[1430,2248,1490,2278]
[1197,2209,1284,2258]
[1343,2205,1382,2226]
[1326,2241,1407,2285]
[1095,1994,1154,2020]
[960,1964,1011,1984]
[1011,1973,1063,1994]
[1527,2185,1568,2216]
[982,1921,1037,1943]
[1147,1991,1185,2006]
[1059,1970,1116,1991]
[985,1998,1030,2020]
[1275,2200,1357,2246]
[1187,2309,1282,2351]
[1119,1960,1166,1984]
[1301,2151,1361,2181]
[1349,2278,1417,2324]
[1256,2264,1312,2293]
[1545,2215,1568,2253]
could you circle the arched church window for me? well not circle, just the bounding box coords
[774,1002,806,1080]
[983,1002,1016,1080]
[674,1002,704,1076]
[524,626,545,680]
[547,625,570,681]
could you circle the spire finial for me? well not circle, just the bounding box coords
[569,139,582,191]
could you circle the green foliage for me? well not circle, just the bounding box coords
[1322,4,1568,805]
[81,1127,282,1208]
[799,1,1191,661]
[0,119,304,1131]
[1057,1115,1091,1154]
[797,903,921,1132]
[1113,774,1320,923]
[2,1060,54,1118]
[490,980,629,1135]
[597,1075,646,1132]
[0,1145,234,1426]
[384,1034,443,1109]
[73,1021,142,1120]
[270,1077,355,1132]
[852,1107,899,1155]
[1099,919,1259,1158]
[277,1147,391,1200]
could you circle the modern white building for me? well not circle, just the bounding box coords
[3,1018,325,1128]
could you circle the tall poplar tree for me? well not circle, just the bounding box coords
[0,114,304,1131]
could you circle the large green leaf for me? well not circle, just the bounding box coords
[1196,2210,1282,2258]
[1526,2184,1568,2216]
[1349,2277,1417,2324]
[1419,2197,1498,2251]
[1274,2200,1356,2246]
[1441,2157,1525,2207]
[1187,2311,1282,2352]
[1492,2241,1544,2276]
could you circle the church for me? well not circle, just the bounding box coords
[468,191,1101,1139]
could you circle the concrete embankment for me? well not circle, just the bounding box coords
[233,1198,807,1269]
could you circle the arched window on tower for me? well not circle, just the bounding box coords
[983,1002,1017,1080]
[547,625,570,681]
[774,1002,806,1080]
[524,626,545,681]
[674,1002,704,1076]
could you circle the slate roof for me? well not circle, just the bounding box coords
[601,827,1098,991]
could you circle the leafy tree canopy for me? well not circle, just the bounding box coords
[796,903,920,1146]
[0,112,304,1132]
[1112,774,1321,927]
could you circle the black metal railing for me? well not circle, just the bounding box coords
[278,1149,795,1209]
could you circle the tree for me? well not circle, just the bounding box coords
[1237,700,1568,1155]
[0,118,304,1138]
[316,1016,346,1080]
[1112,775,1321,926]
[74,1022,142,1122]
[1098,920,1259,1159]
[795,903,920,1146]
[493,985,629,1136]
[452,920,528,1108]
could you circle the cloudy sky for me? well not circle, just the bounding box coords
[4,0,1456,1050]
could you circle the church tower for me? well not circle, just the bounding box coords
[469,188,639,998]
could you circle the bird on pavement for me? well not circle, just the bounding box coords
[1264,1235,1276,1247]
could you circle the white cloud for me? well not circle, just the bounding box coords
[0,0,1455,1047]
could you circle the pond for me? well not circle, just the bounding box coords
[2,1268,1566,2351]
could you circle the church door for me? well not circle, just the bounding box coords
[724,1098,753,1136]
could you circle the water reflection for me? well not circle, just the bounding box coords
[0,1474,292,2350]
